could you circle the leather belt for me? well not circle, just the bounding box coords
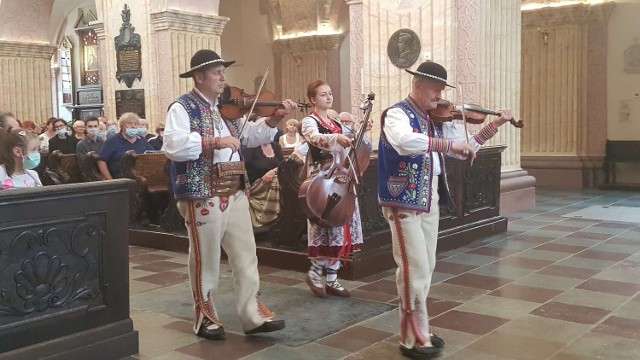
[210,161,245,197]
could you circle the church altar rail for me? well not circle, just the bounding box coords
[0,180,138,359]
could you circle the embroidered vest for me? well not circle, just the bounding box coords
[377,100,453,212]
[305,115,343,163]
[169,91,245,200]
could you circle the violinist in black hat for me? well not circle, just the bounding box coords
[377,60,514,359]
[162,49,296,341]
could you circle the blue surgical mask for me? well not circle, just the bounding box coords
[108,125,118,134]
[22,152,41,169]
[87,128,100,138]
[56,129,68,137]
[98,130,107,139]
[125,128,138,137]
[137,128,148,137]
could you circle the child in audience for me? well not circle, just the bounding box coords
[0,127,42,189]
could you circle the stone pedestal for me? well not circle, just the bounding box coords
[0,41,56,122]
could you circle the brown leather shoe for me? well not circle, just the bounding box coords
[325,281,351,297]
[306,273,326,297]
[244,319,286,335]
[399,344,442,359]
[196,325,225,340]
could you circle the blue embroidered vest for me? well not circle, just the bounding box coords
[169,91,242,200]
[377,99,453,212]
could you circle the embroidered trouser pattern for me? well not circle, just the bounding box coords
[177,191,271,334]
[382,178,440,349]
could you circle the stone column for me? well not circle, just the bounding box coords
[150,10,229,121]
[521,3,614,188]
[92,22,114,119]
[273,34,345,115]
[455,0,535,213]
[346,0,364,115]
[0,41,56,122]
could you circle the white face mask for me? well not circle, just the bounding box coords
[87,128,100,138]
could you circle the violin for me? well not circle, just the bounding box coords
[429,100,525,128]
[218,85,312,121]
[298,92,375,228]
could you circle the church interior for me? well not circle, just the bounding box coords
[1,0,639,359]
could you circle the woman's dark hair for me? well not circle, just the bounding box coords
[0,126,38,176]
[0,112,16,129]
[41,117,57,134]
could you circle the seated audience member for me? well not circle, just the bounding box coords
[39,117,57,152]
[76,117,105,159]
[98,116,108,125]
[106,118,118,139]
[98,112,154,179]
[148,123,164,151]
[48,118,78,154]
[338,111,373,152]
[98,122,108,142]
[0,112,20,130]
[244,141,285,227]
[21,121,38,134]
[138,118,155,140]
[279,119,303,149]
[72,120,86,141]
[0,127,42,189]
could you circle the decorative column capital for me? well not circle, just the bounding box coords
[273,33,344,53]
[0,41,56,58]
[522,2,615,27]
[150,9,229,34]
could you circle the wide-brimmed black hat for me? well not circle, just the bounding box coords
[405,61,455,88]
[179,49,235,78]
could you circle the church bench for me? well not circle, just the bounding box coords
[120,151,171,225]
[40,151,103,185]
[602,140,640,186]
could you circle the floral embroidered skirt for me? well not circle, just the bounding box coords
[307,199,364,259]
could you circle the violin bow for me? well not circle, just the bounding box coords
[456,82,474,165]
[229,67,270,161]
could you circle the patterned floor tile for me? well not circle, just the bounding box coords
[573,249,630,262]
[494,256,555,270]
[554,332,640,360]
[466,330,567,360]
[551,288,630,310]
[592,316,640,341]
[430,310,509,335]
[576,278,640,297]
[535,264,601,280]
[489,283,562,303]
[135,271,190,287]
[470,263,536,280]
[260,275,304,286]
[133,260,187,273]
[176,333,274,360]
[433,261,478,275]
[355,279,398,296]
[495,315,590,343]
[428,283,489,302]
[444,273,512,291]
[242,343,349,360]
[512,273,584,291]
[454,294,540,320]
[316,326,393,352]
[535,243,589,254]
[440,253,499,267]
[530,301,610,324]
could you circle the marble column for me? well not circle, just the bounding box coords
[0,41,56,122]
[521,3,614,188]
[272,34,345,116]
[150,10,229,119]
[346,0,364,116]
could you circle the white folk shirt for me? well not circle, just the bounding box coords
[162,87,278,163]
[383,107,484,175]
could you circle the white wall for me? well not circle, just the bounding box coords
[607,0,640,141]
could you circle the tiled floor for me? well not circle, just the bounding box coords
[123,189,640,360]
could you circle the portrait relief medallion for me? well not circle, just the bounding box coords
[387,28,421,69]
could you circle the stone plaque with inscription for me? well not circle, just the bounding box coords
[114,4,142,88]
[115,89,145,119]
[387,28,421,69]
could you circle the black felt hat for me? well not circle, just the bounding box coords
[405,61,455,88]
[179,49,235,78]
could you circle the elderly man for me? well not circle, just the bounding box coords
[0,112,20,130]
[379,61,513,359]
[338,111,372,152]
[163,49,297,341]
[98,112,153,179]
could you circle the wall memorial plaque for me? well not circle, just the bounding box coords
[387,28,421,69]
[115,89,145,119]
[114,4,142,88]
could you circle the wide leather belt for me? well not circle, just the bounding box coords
[210,175,242,197]
[210,161,245,197]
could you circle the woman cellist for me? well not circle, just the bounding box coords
[300,80,367,298]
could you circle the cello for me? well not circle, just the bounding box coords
[298,93,375,228]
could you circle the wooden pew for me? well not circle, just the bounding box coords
[601,140,640,189]
[80,151,104,182]
[120,150,170,225]
[45,150,83,184]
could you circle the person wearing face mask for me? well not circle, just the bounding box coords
[0,127,42,189]
[148,123,164,151]
[76,117,105,159]
[138,118,154,140]
[48,118,78,154]
[105,118,118,140]
[97,122,108,142]
[98,112,154,179]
